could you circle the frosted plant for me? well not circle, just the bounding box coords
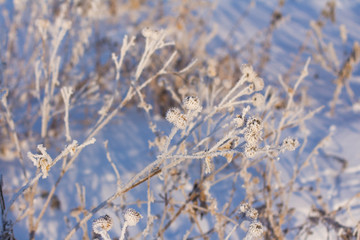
[239,201,250,213]
[183,96,202,112]
[92,214,113,240]
[246,208,259,221]
[241,64,258,82]
[120,208,143,240]
[27,145,52,179]
[204,156,215,174]
[124,208,143,226]
[251,93,265,108]
[281,137,300,152]
[60,86,73,142]
[26,138,95,179]
[166,107,187,129]
[233,106,251,128]
[245,221,264,239]
[252,77,265,91]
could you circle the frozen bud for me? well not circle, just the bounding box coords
[253,77,264,91]
[251,93,265,108]
[241,64,257,81]
[248,221,264,238]
[234,114,245,128]
[124,208,143,226]
[246,208,258,220]
[183,96,201,111]
[244,144,258,159]
[281,137,299,152]
[246,117,263,133]
[239,201,250,213]
[93,214,113,234]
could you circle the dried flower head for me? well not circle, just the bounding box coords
[166,107,181,123]
[244,130,261,147]
[239,201,250,213]
[246,117,263,133]
[174,114,187,129]
[251,93,265,108]
[183,96,201,111]
[281,137,299,152]
[246,207,259,220]
[234,114,245,128]
[247,83,255,94]
[253,77,264,91]
[241,64,257,81]
[244,144,258,159]
[248,221,264,238]
[166,107,187,129]
[141,27,160,39]
[124,208,143,226]
[92,214,113,234]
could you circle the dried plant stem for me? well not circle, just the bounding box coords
[1,91,27,180]
[119,222,128,240]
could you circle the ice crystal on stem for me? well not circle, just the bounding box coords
[27,145,53,179]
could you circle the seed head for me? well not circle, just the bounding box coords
[166,107,181,123]
[246,117,263,133]
[253,77,264,91]
[166,108,187,129]
[92,214,113,234]
[183,96,201,111]
[246,207,259,220]
[244,144,258,159]
[248,221,264,238]
[251,93,265,108]
[244,130,262,146]
[281,137,299,152]
[239,201,250,213]
[141,27,160,39]
[234,114,245,128]
[241,64,257,81]
[124,208,143,226]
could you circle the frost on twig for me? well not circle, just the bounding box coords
[27,144,53,179]
[27,138,96,179]
[61,86,73,142]
[112,35,136,94]
[135,27,174,81]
